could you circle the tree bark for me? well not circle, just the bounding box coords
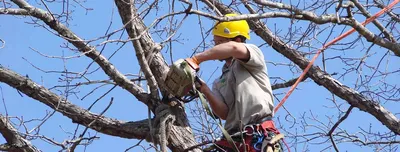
[0,66,151,139]
[114,0,201,151]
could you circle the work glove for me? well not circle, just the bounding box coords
[185,57,200,71]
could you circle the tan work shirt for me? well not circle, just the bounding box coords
[212,43,274,133]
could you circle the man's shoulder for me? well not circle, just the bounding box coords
[244,43,260,50]
[243,43,265,59]
[244,43,263,55]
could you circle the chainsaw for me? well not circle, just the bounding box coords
[164,58,200,102]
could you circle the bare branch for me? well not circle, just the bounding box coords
[69,98,113,151]
[114,0,169,105]
[327,106,354,151]
[374,0,400,22]
[272,75,309,90]
[0,114,39,152]
[252,0,400,56]
[185,7,400,57]
[0,38,4,49]
[0,66,151,139]
[124,139,145,152]
[350,0,396,42]
[10,0,152,107]
[131,19,160,100]
[0,8,28,15]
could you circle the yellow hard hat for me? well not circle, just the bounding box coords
[212,14,250,40]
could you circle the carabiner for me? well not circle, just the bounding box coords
[253,135,264,151]
[244,125,255,136]
[255,124,263,136]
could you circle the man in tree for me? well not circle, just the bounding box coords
[186,14,281,151]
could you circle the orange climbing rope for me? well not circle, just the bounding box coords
[274,0,400,113]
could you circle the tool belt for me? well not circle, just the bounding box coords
[204,120,285,152]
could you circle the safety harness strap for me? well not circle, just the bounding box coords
[180,59,239,152]
[211,120,286,152]
[197,90,240,152]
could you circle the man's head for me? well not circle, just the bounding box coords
[212,13,250,45]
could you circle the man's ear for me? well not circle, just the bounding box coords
[234,37,241,42]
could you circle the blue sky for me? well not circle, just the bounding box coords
[1,0,399,151]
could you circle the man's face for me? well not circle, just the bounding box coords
[213,35,230,45]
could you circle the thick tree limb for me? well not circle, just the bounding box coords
[190,7,400,55]
[374,0,400,22]
[0,66,151,139]
[10,0,152,108]
[0,114,39,152]
[252,0,400,56]
[0,8,28,15]
[350,0,396,42]
[183,3,400,56]
[114,0,160,103]
[207,0,400,135]
[114,0,171,94]
[114,0,201,151]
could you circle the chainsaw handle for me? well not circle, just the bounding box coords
[182,76,203,103]
[194,76,203,90]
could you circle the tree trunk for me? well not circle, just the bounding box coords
[114,0,201,151]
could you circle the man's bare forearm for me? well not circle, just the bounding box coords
[200,85,228,120]
[194,41,249,63]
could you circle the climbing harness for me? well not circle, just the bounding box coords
[203,119,287,152]
[274,0,400,113]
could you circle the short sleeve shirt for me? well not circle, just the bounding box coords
[212,43,274,133]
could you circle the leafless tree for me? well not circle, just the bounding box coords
[0,0,399,151]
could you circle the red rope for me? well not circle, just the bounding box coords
[274,0,400,113]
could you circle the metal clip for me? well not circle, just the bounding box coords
[253,134,264,151]
[255,124,262,136]
[244,125,255,136]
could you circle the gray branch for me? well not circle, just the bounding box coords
[0,114,39,152]
[350,0,396,42]
[253,0,400,56]
[114,1,201,151]
[10,0,152,107]
[188,9,400,56]
[374,0,400,22]
[0,66,151,139]
[0,8,28,15]
[114,0,160,103]
[272,76,308,90]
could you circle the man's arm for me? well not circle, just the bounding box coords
[198,80,228,120]
[194,41,250,63]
